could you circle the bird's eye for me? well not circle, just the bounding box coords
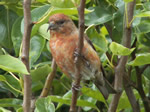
[57,20,65,25]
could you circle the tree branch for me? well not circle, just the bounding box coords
[136,66,150,112]
[69,0,86,112]
[108,1,136,112]
[21,0,32,111]
[123,74,140,112]
[40,59,57,97]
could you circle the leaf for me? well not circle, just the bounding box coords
[0,98,22,108]
[137,33,150,47]
[137,20,150,33]
[50,0,90,8]
[143,66,150,80]
[50,95,100,112]
[134,11,150,18]
[38,24,50,40]
[11,16,23,56]
[21,4,50,35]
[117,91,131,111]
[128,53,150,66]
[35,96,55,112]
[0,75,6,81]
[123,0,133,3]
[85,6,113,26]
[31,6,91,37]
[50,0,79,8]
[0,55,29,74]
[81,86,105,103]
[0,75,22,96]
[86,26,108,52]
[31,64,51,82]
[56,90,72,109]
[0,8,18,48]
[30,35,46,65]
[109,42,135,55]
[0,107,11,112]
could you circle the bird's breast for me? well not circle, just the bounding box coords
[50,36,77,77]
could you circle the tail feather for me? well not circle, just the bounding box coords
[94,77,116,99]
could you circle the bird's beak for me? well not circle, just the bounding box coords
[47,21,57,32]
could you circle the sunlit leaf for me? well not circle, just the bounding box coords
[134,11,150,18]
[0,55,29,74]
[128,53,150,66]
[35,96,55,112]
[110,42,135,55]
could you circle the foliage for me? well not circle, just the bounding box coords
[0,0,150,111]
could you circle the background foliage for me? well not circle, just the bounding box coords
[0,0,150,111]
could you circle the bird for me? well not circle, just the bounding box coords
[47,13,115,99]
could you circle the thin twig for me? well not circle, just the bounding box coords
[123,73,140,112]
[21,0,32,111]
[40,59,57,97]
[136,66,150,112]
[69,0,86,112]
[108,1,136,112]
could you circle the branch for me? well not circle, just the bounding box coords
[123,74,140,112]
[69,0,86,112]
[21,0,32,111]
[108,1,136,112]
[40,59,57,97]
[136,66,150,112]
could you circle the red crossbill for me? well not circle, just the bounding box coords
[47,13,115,99]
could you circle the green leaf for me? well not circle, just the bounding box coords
[31,64,51,82]
[50,0,90,8]
[30,35,46,65]
[0,8,18,48]
[111,0,124,43]
[30,6,91,36]
[56,90,72,109]
[11,16,23,56]
[117,91,131,111]
[0,55,29,74]
[137,20,150,33]
[21,4,50,36]
[50,95,100,112]
[50,0,79,8]
[137,33,150,47]
[143,66,150,80]
[35,96,55,112]
[109,42,135,55]
[85,6,113,26]
[38,24,50,40]
[0,98,22,108]
[123,0,133,3]
[81,86,105,103]
[134,11,150,18]
[128,53,150,66]
[86,26,108,52]
[0,75,6,81]
[0,107,11,112]
[0,75,22,96]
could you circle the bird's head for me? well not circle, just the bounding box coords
[47,13,77,35]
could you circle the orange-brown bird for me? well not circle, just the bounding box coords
[47,13,115,99]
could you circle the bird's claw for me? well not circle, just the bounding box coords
[73,48,83,63]
[72,83,81,91]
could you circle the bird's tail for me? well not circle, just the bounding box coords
[94,70,116,99]
[94,78,116,99]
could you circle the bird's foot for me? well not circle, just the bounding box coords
[72,83,81,91]
[73,48,82,63]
